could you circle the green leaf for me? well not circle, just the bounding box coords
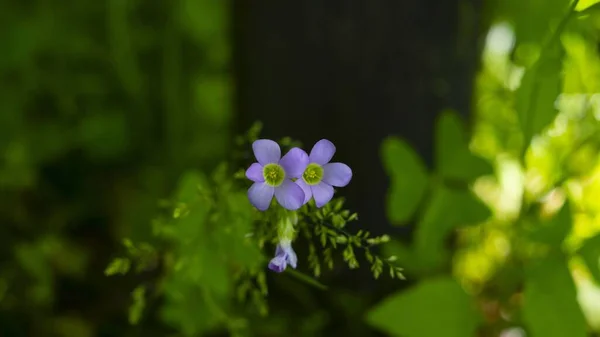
[578,234,600,284]
[413,186,491,271]
[366,277,481,337]
[515,0,571,43]
[516,50,563,146]
[104,258,131,276]
[525,202,572,245]
[381,137,429,225]
[510,0,571,44]
[522,253,587,337]
[435,111,493,181]
[575,0,600,13]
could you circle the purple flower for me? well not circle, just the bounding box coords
[295,139,352,207]
[246,139,308,211]
[268,240,297,273]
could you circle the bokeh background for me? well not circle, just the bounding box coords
[3,0,600,336]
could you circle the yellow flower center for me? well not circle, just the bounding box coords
[302,163,323,185]
[263,163,285,186]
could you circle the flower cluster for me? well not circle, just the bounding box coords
[245,139,352,211]
[245,139,352,273]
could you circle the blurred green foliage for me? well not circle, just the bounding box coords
[368,0,600,336]
[1,0,233,335]
[367,277,482,337]
[4,0,600,336]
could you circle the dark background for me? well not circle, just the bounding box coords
[234,0,488,234]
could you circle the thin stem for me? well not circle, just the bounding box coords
[521,0,580,157]
[319,221,378,248]
[318,221,405,278]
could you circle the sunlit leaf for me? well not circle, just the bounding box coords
[366,277,481,337]
[562,33,600,93]
[435,110,493,181]
[522,253,587,337]
[578,234,600,284]
[381,137,429,225]
[576,0,600,12]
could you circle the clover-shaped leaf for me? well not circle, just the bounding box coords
[413,185,491,272]
[435,111,493,181]
[381,137,429,225]
[367,277,481,337]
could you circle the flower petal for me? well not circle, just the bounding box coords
[245,163,264,182]
[323,163,352,187]
[295,179,313,204]
[275,243,285,257]
[284,245,298,269]
[274,180,305,210]
[311,182,334,208]
[309,139,336,165]
[268,255,287,273]
[252,139,281,165]
[279,147,309,178]
[248,182,274,211]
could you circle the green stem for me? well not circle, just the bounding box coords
[319,221,377,247]
[285,269,329,290]
[318,221,404,278]
[521,0,580,157]
[276,210,297,241]
[542,0,580,51]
